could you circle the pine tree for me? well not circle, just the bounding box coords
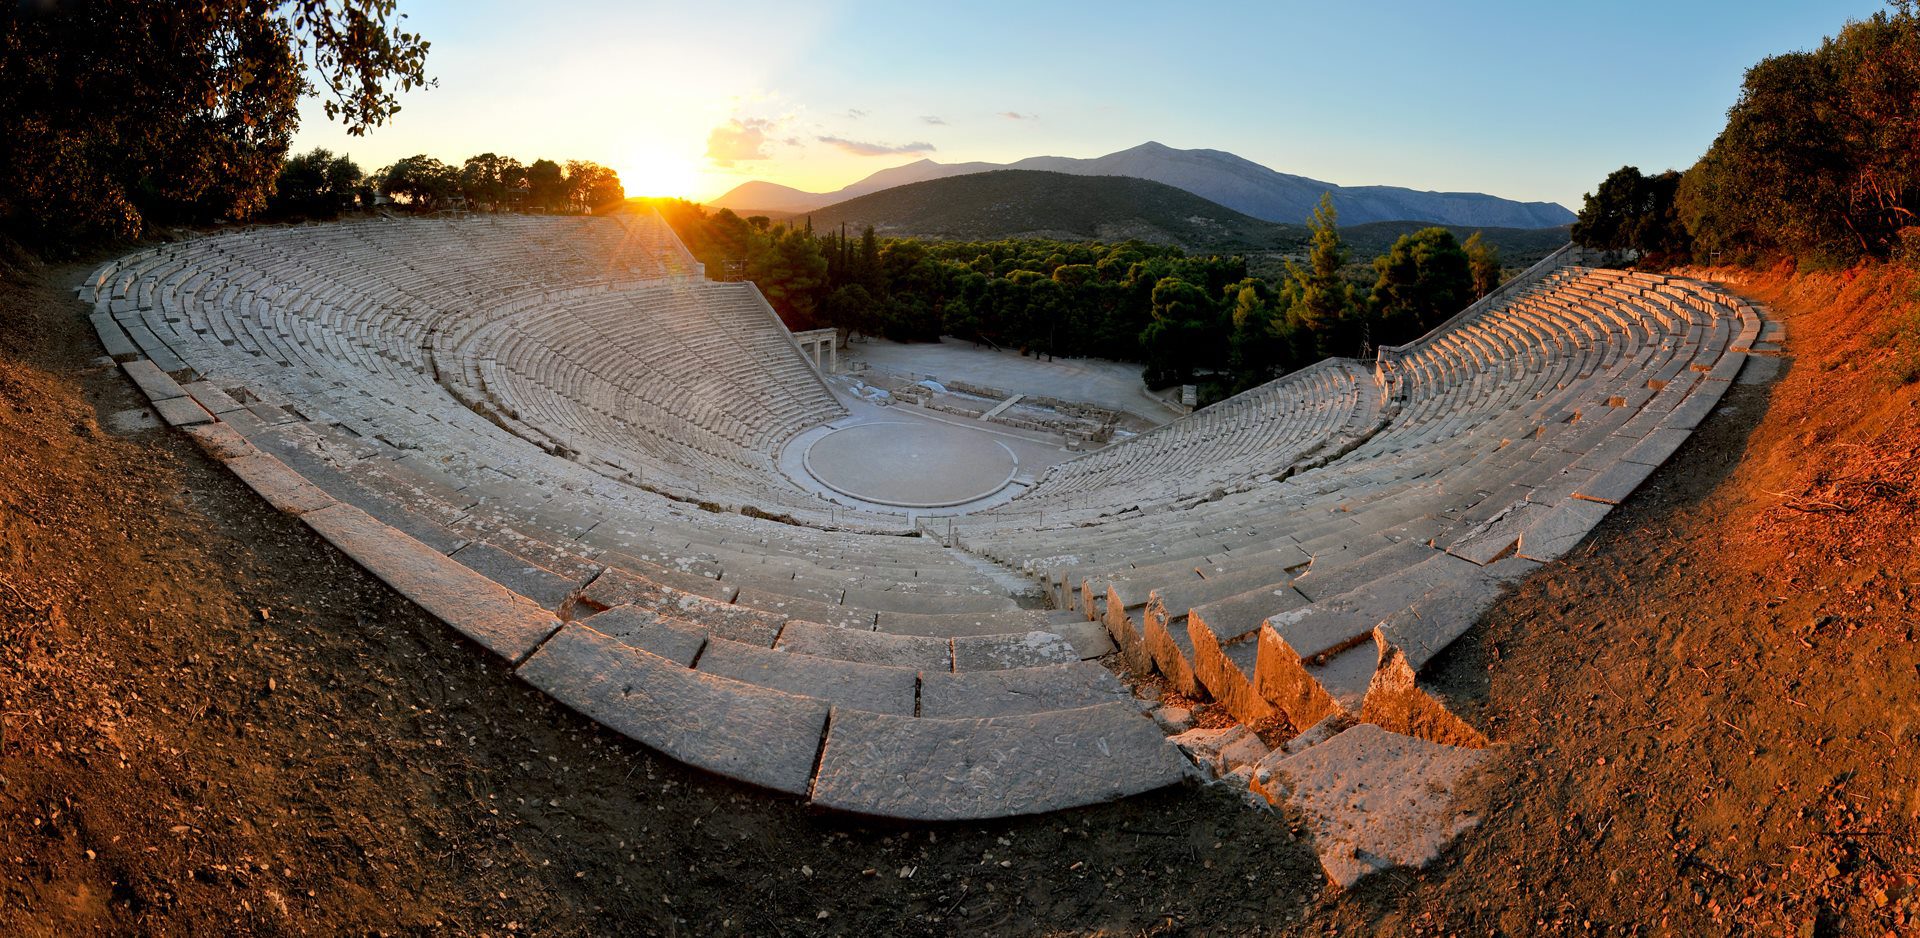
[1286,193,1355,359]
[1464,232,1502,298]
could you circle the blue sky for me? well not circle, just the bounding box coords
[291,0,1890,209]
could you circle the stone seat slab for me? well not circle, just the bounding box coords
[122,358,187,401]
[873,608,1053,638]
[571,604,709,665]
[517,624,827,796]
[695,637,917,716]
[451,541,582,612]
[810,703,1190,821]
[951,630,1081,671]
[917,662,1130,718]
[841,586,1014,615]
[301,502,560,662]
[776,619,953,671]
[733,586,875,631]
[218,448,339,516]
[1514,498,1613,563]
[578,569,785,646]
[1260,722,1487,889]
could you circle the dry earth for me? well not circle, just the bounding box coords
[1,248,1915,936]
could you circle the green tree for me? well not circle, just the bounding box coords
[565,160,625,210]
[0,0,431,248]
[822,284,882,338]
[1140,276,1220,386]
[1285,193,1356,359]
[1673,7,1920,261]
[1463,232,1502,298]
[747,227,829,326]
[270,148,362,217]
[526,159,567,212]
[1226,279,1289,391]
[377,154,457,210]
[459,153,525,209]
[1368,227,1472,347]
[1572,166,1649,252]
[1573,166,1691,262]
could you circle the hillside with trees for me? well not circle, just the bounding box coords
[798,170,1309,251]
[650,193,1504,403]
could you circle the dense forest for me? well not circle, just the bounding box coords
[649,197,1503,399]
[1574,3,1920,267]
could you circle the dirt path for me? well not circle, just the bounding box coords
[2,251,1915,936]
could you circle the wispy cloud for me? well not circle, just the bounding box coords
[999,111,1038,121]
[705,118,775,166]
[921,115,947,125]
[816,136,936,157]
[846,108,868,119]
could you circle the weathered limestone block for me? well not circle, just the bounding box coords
[451,542,579,612]
[873,608,1052,638]
[1358,644,1489,748]
[841,585,1011,615]
[1140,594,1203,696]
[734,587,873,631]
[223,451,337,516]
[582,565,737,609]
[182,421,251,460]
[153,395,214,427]
[302,502,560,662]
[696,638,917,716]
[917,661,1128,718]
[811,703,1189,820]
[1254,628,1377,730]
[1103,584,1155,675]
[1264,723,1487,889]
[1170,725,1252,776]
[580,568,783,646]
[951,630,1079,671]
[1571,458,1660,506]
[1150,705,1195,733]
[572,605,708,665]
[517,624,827,796]
[121,358,186,401]
[1185,585,1310,723]
[776,619,952,670]
[1041,616,1117,659]
[1514,498,1613,563]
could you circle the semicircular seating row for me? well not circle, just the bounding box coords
[964,258,1763,747]
[84,214,1761,831]
[81,212,1201,820]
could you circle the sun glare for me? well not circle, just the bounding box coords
[618,144,701,200]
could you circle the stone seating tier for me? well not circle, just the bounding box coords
[87,222,1763,883]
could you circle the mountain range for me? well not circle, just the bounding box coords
[711,141,1576,229]
[799,170,1300,250]
[792,170,1574,267]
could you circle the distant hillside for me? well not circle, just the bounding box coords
[799,170,1307,251]
[711,141,1576,228]
[1340,220,1573,267]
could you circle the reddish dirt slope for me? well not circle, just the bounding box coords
[1321,261,1920,936]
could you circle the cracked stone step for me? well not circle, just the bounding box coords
[809,702,1191,821]
[517,624,827,796]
